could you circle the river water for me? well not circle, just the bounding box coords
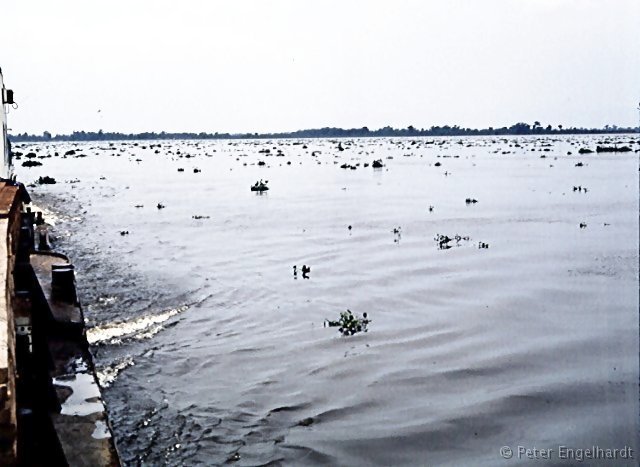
[14,135,639,466]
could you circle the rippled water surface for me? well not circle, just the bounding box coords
[15,135,639,465]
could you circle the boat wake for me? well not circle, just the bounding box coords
[87,304,189,345]
[88,294,213,388]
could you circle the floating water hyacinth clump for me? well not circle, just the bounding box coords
[325,309,370,336]
[434,233,471,249]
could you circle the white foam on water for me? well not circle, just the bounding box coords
[96,356,135,388]
[86,304,188,345]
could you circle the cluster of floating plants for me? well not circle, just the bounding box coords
[434,234,471,249]
[251,179,269,192]
[325,309,370,336]
[37,175,56,185]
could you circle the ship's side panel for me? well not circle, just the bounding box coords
[0,69,7,179]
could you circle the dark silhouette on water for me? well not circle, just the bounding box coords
[251,179,269,192]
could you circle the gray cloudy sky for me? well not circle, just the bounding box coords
[1,0,639,134]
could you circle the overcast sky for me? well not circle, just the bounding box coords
[1,0,639,135]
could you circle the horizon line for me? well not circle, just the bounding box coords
[8,123,640,142]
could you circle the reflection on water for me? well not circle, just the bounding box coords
[17,135,639,465]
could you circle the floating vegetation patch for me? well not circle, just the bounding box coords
[324,309,370,336]
[434,233,471,250]
[37,175,57,185]
[596,145,631,153]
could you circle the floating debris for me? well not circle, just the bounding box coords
[251,179,269,192]
[596,145,631,153]
[391,226,402,243]
[324,309,370,336]
[37,176,57,185]
[192,215,210,220]
[292,265,311,279]
[465,198,478,204]
[435,233,471,249]
[435,234,452,249]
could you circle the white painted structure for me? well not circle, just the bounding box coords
[0,68,13,179]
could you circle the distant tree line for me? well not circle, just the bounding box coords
[9,123,639,142]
